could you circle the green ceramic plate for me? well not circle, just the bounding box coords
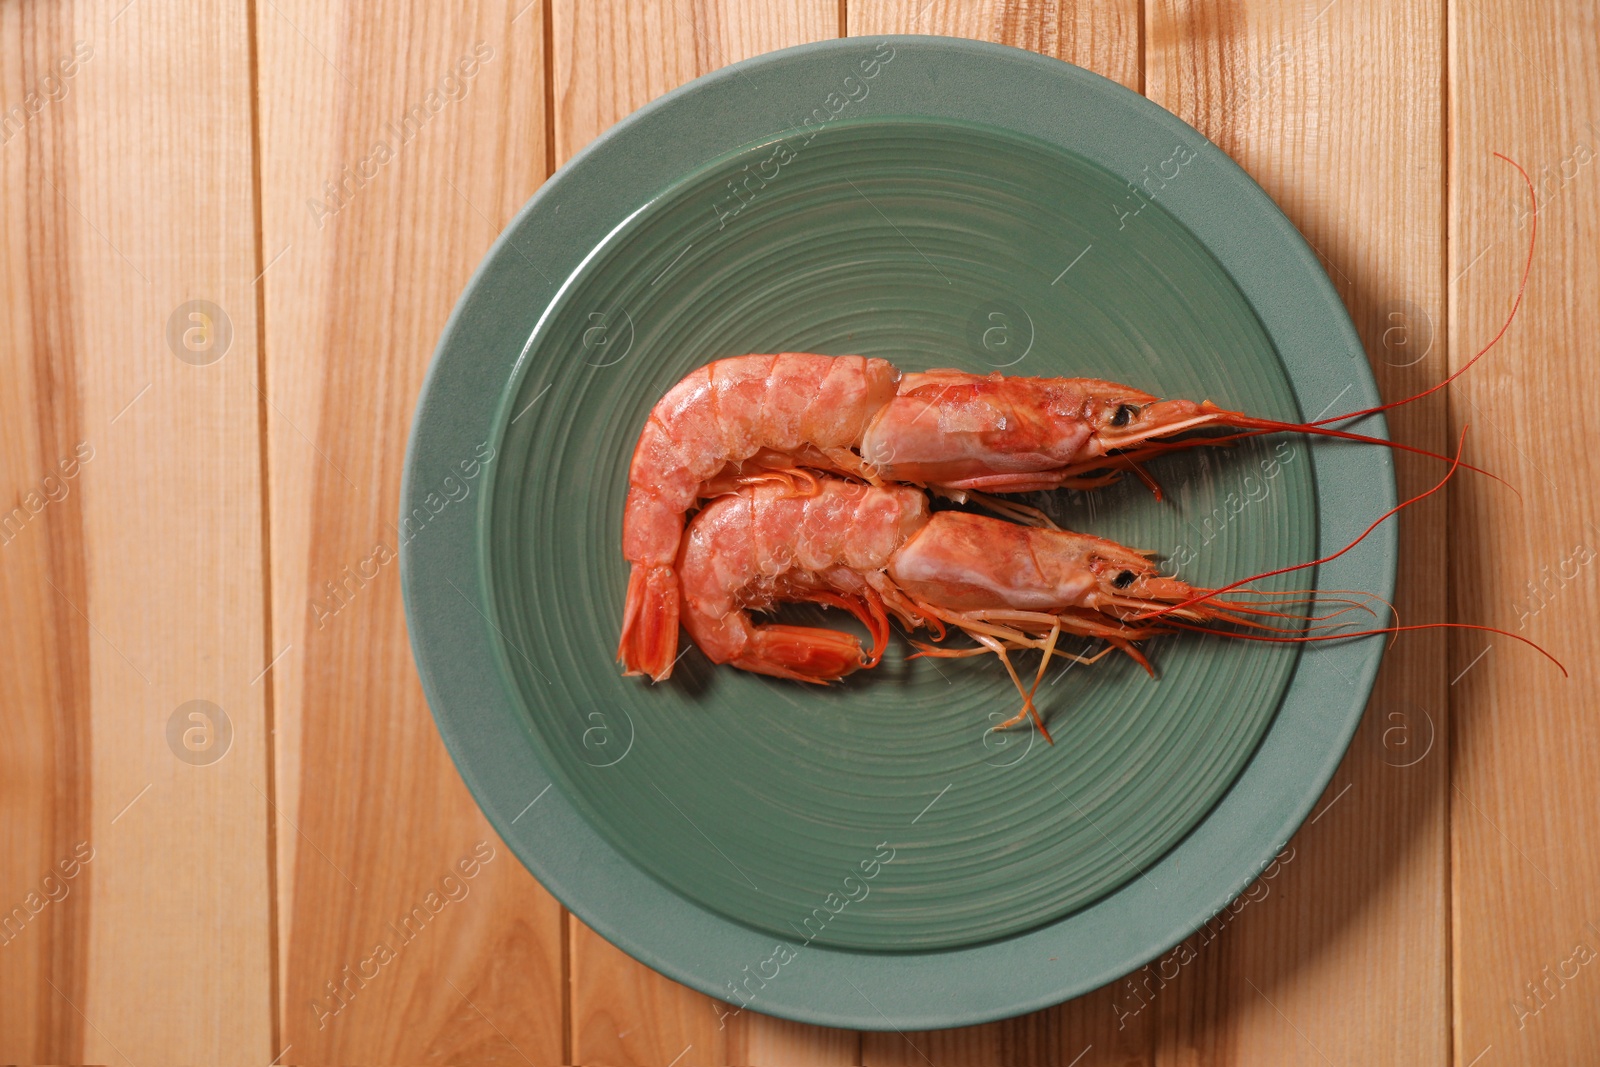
[403,36,1395,1030]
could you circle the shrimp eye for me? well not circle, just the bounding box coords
[1112,570,1136,589]
[1111,404,1139,428]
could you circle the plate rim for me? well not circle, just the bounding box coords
[401,33,1397,1031]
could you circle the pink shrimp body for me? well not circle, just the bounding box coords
[860,370,1216,491]
[619,354,900,680]
[675,479,1232,691]
[888,511,1199,619]
[676,480,928,682]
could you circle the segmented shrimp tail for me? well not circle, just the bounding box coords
[617,564,681,681]
[730,624,866,683]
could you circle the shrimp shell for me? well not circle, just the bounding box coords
[676,480,928,683]
[619,354,899,680]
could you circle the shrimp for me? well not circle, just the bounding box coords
[678,443,1565,738]
[676,478,1282,736]
[857,367,1500,495]
[619,357,1472,681]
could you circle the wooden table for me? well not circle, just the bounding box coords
[3,1,1595,1063]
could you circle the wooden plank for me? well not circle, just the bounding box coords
[0,1,273,1063]
[551,3,849,1064]
[1140,1,1449,1064]
[0,8,98,1061]
[1449,2,1600,1063]
[253,1,564,1062]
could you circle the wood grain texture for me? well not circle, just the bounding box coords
[0,4,96,1061]
[1449,2,1600,1063]
[0,0,274,1062]
[553,0,841,164]
[851,0,1141,91]
[551,3,850,1064]
[4,1,1595,1062]
[254,1,563,1062]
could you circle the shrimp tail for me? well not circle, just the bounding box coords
[727,623,867,683]
[617,564,681,681]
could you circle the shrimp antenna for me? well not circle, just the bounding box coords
[1136,425,1566,677]
[1147,152,1535,496]
[1072,417,1512,493]
[1162,619,1566,679]
[1208,415,1514,494]
[1136,425,1470,623]
[1310,152,1536,427]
